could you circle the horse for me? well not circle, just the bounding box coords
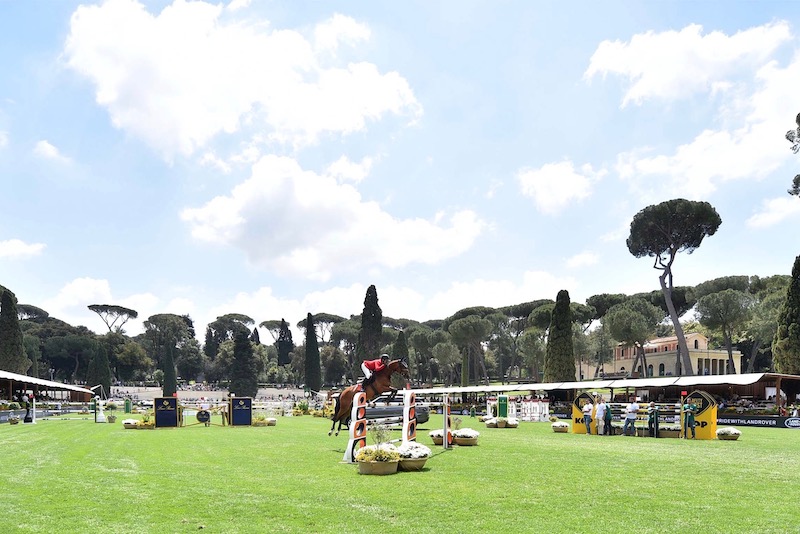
[328,359,410,436]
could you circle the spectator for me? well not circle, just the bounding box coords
[623,396,639,436]
[647,402,659,438]
[582,400,593,434]
[595,398,607,436]
[683,399,698,439]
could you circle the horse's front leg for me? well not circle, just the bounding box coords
[386,388,398,405]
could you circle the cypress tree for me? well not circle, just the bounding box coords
[543,289,576,383]
[773,255,800,377]
[304,313,322,393]
[393,330,409,362]
[356,285,382,361]
[86,342,112,397]
[0,289,29,373]
[250,327,260,345]
[277,319,294,366]
[162,343,178,397]
[229,327,258,398]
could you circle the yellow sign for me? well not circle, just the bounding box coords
[572,392,597,434]
[685,390,717,440]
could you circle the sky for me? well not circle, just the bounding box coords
[2,0,800,342]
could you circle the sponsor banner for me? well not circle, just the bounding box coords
[154,397,178,428]
[230,398,253,426]
[717,415,800,429]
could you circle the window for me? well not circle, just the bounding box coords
[694,339,699,349]
[647,364,653,377]
[658,363,665,376]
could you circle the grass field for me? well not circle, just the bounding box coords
[1,414,797,534]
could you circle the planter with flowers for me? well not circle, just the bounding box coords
[8,414,21,425]
[496,417,508,428]
[396,442,431,471]
[716,427,742,441]
[106,402,118,423]
[551,421,570,433]
[122,418,139,429]
[355,424,400,475]
[657,425,680,438]
[355,444,400,475]
[453,428,480,446]
[506,417,519,428]
[429,429,444,445]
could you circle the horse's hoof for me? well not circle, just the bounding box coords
[327,431,332,436]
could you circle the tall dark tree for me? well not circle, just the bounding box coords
[773,255,800,378]
[86,342,112,398]
[204,314,254,360]
[696,289,753,374]
[304,313,322,393]
[543,290,575,383]
[604,298,662,377]
[0,289,29,373]
[392,330,409,362]
[250,327,260,345]
[448,315,492,387]
[356,285,382,361]
[88,304,138,333]
[229,327,258,398]
[627,198,722,375]
[143,314,189,396]
[277,319,294,366]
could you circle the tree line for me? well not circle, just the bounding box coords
[2,198,800,400]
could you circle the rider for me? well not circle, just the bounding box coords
[361,354,390,391]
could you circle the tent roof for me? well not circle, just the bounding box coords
[410,373,798,396]
[0,369,93,395]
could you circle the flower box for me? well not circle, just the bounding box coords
[454,436,478,446]
[431,436,443,445]
[553,426,568,433]
[358,461,398,475]
[398,458,428,471]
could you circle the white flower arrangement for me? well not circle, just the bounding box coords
[481,414,494,422]
[507,417,519,426]
[716,427,742,437]
[659,424,681,431]
[396,442,432,459]
[428,429,444,438]
[121,419,138,425]
[453,428,480,438]
[551,421,570,429]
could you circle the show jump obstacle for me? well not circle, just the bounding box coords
[342,388,418,463]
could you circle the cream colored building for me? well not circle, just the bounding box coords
[599,332,744,378]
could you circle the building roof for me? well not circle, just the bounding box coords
[643,332,706,347]
[0,369,94,395]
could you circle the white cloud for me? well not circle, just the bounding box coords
[615,47,800,199]
[485,178,502,199]
[0,239,46,259]
[64,0,421,158]
[585,21,792,106]
[517,161,604,215]
[226,0,251,12]
[181,155,485,280]
[566,252,599,269]
[200,151,232,174]
[208,270,577,341]
[746,196,800,228]
[41,277,170,335]
[325,155,374,183]
[33,140,71,163]
[0,130,8,148]
[314,13,371,54]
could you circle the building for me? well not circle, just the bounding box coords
[601,333,744,378]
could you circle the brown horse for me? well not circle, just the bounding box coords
[328,359,410,436]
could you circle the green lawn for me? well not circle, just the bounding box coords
[1,414,796,533]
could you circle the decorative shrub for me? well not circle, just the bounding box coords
[355,444,400,463]
[716,427,742,437]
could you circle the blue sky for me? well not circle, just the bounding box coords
[2,0,800,340]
